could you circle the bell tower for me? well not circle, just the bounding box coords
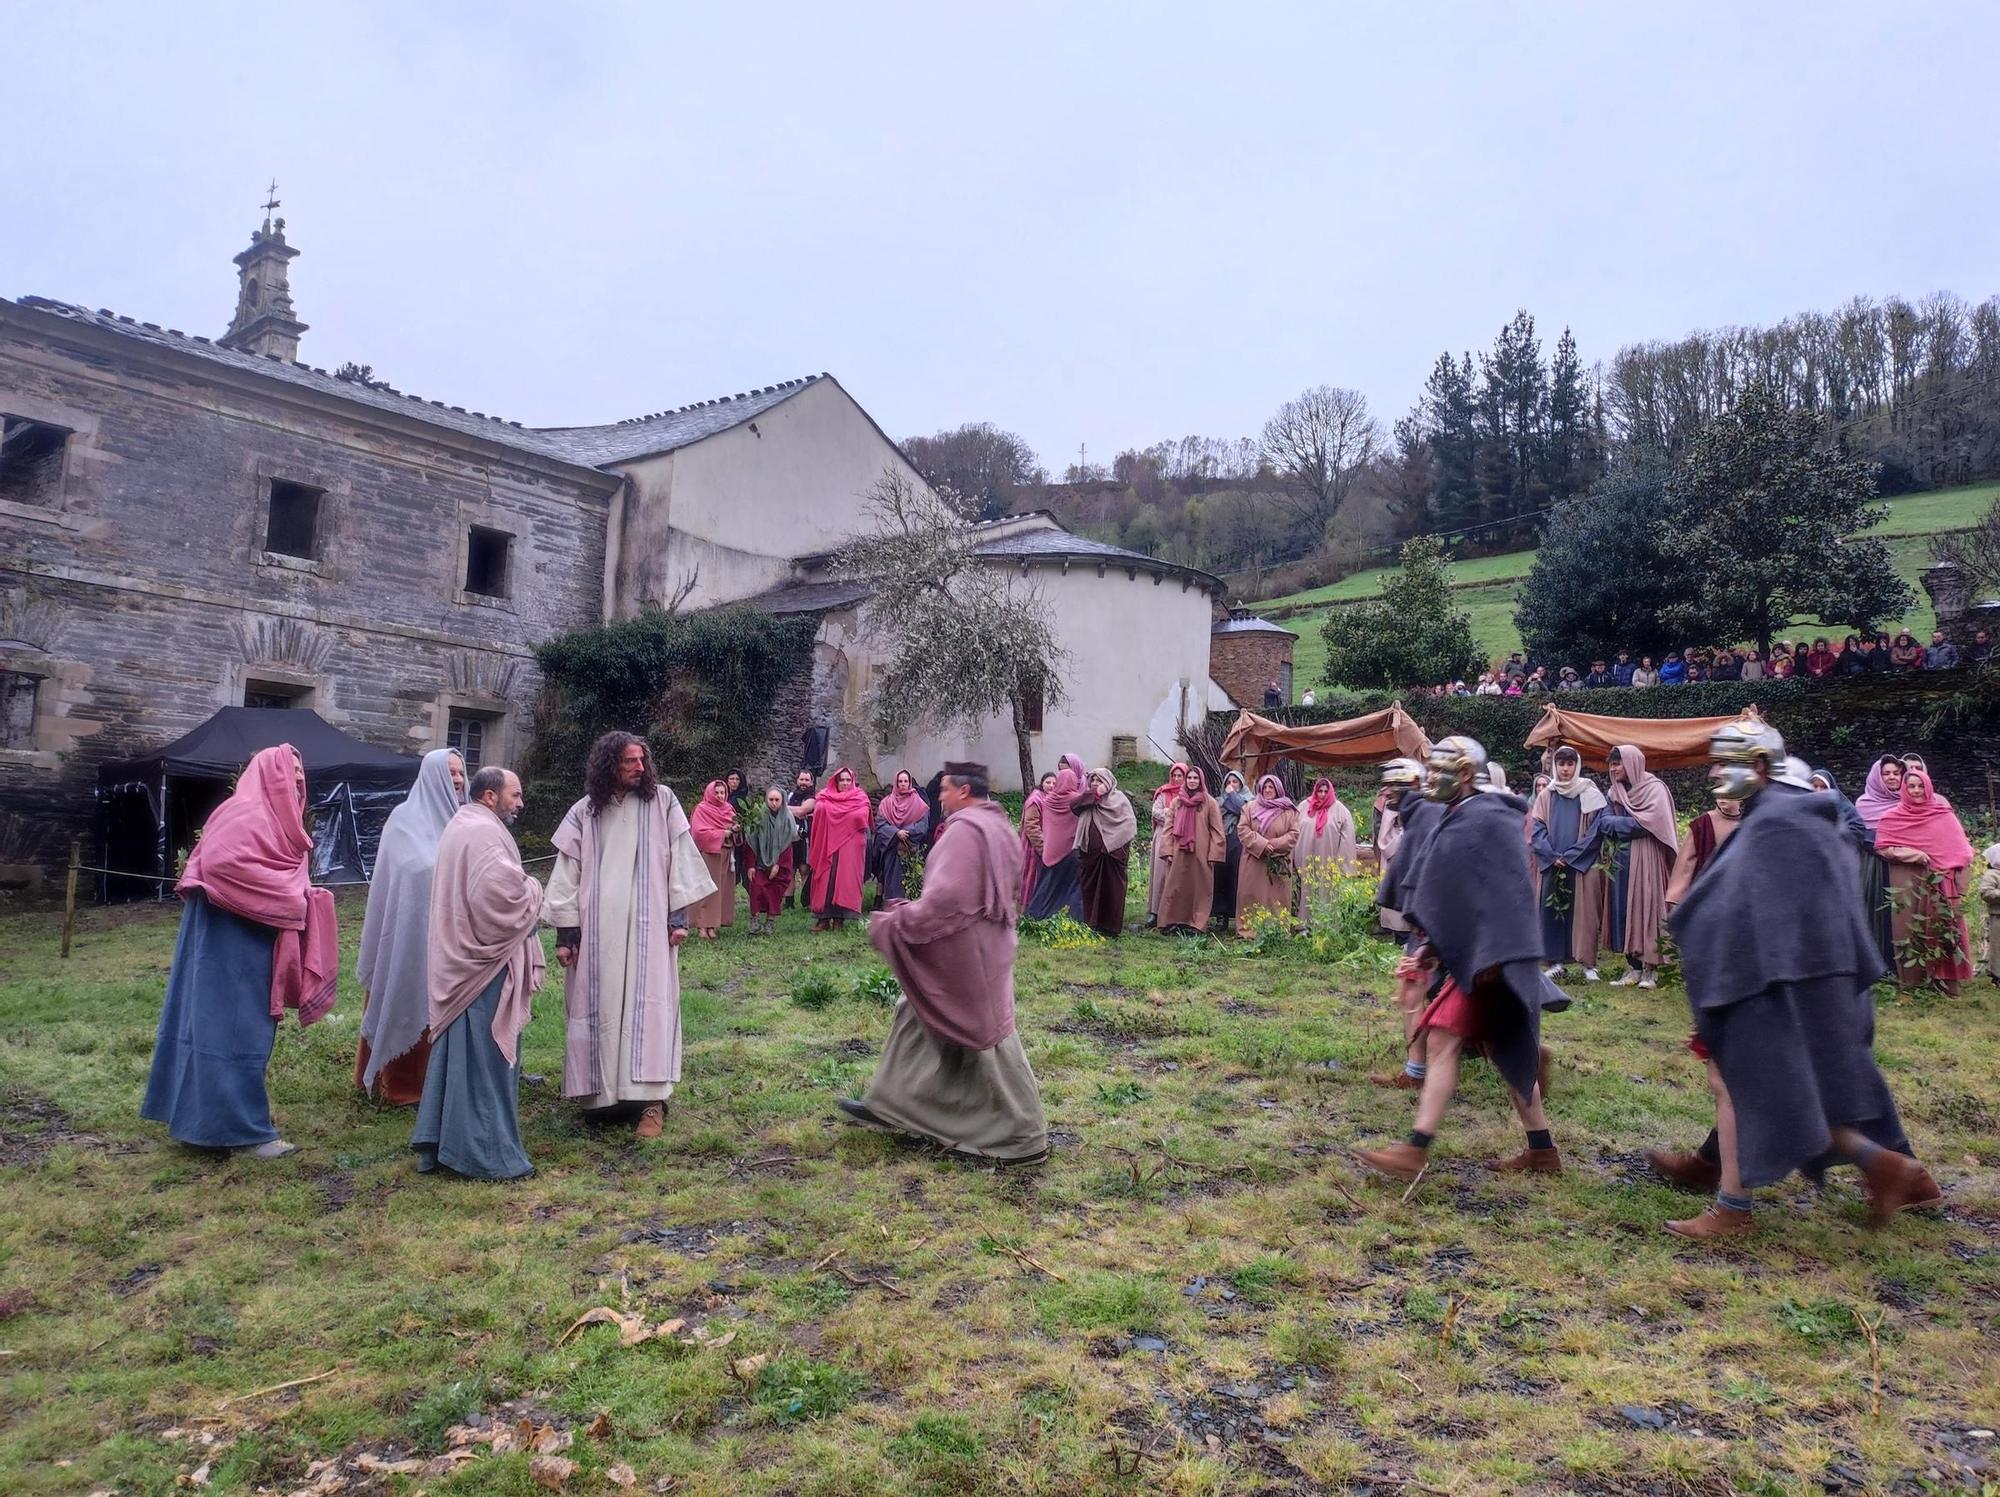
[219,181,308,361]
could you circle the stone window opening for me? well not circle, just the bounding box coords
[264,479,323,560]
[0,416,71,506]
[447,709,499,772]
[464,526,513,599]
[0,671,40,749]
[243,677,312,710]
[1018,672,1045,735]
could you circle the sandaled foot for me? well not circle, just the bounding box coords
[1488,1146,1562,1175]
[1665,1203,1752,1241]
[634,1103,666,1140]
[238,1139,298,1160]
[1370,1070,1424,1091]
[1645,1147,1721,1194]
[1862,1152,1941,1227]
[1356,1141,1428,1182]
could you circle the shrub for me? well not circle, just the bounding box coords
[850,967,901,1006]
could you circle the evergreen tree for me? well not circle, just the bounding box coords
[1320,535,1483,689]
[1420,352,1481,533]
[1515,461,1698,668]
[1543,327,1598,503]
[1665,385,1912,654]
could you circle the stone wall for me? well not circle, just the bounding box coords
[1210,626,1296,710]
[0,315,613,871]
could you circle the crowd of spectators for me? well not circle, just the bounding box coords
[1418,628,1993,698]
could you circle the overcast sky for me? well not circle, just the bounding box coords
[6,2,1995,469]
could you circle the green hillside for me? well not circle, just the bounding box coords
[1275,481,1999,688]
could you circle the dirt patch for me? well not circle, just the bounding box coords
[620,1219,767,1256]
[307,1167,357,1213]
[0,1090,121,1165]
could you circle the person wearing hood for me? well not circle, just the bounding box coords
[1529,747,1606,983]
[1598,745,1680,988]
[1293,778,1359,928]
[1851,755,1904,968]
[1019,770,1056,912]
[1155,766,1226,934]
[688,780,739,939]
[355,748,465,1105]
[1234,775,1300,933]
[745,786,801,935]
[1073,767,1137,937]
[1356,737,1567,1182]
[842,762,1047,1164]
[1211,770,1251,930]
[1876,767,1976,994]
[1145,764,1189,929]
[1024,755,1088,921]
[871,769,931,909]
[1657,651,1688,685]
[805,768,872,931]
[1657,719,1940,1240]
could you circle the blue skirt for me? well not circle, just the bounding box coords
[141,892,280,1149]
[1025,850,1085,921]
[412,970,533,1181]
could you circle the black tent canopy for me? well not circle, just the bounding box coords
[96,707,421,897]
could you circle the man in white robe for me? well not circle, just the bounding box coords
[545,732,713,1138]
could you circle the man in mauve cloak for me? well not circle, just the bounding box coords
[840,761,1048,1165]
[545,732,714,1139]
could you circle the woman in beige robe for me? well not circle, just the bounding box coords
[1145,762,1188,928]
[1154,766,1225,933]
[1292,778,1358,929]
[1233,774,1299,933]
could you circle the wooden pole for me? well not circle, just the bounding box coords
[61,839,80,959]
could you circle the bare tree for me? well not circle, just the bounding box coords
[1259,385,1380,537]
[831,468,1068,791]
[900,423,1045,522]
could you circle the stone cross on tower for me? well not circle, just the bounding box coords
[219,183,309,361]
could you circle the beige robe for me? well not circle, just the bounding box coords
[691,847,735,929]
[1292,799,1358,928]
[1234,804,1300,932]
[544,791,713,1108]
[1156,796,1226,931]
[1146,790,1175,920]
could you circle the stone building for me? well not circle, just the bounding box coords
[1,211,1235,866]
[1208,608,1299,709]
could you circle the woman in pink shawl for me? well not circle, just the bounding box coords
[1025,754,1088,921]
[871,769,931,907]
[1018,770,1056,910]
[1292,778,1358,928]
[1234,774,1300,933]
[142,745,336,1158]
[806,767,872,929]
[1599,744,1680,988]
[1852,755,1904,968]
[687,780,738,938]
[1145,763,1189,928]
[1875,767,1975,992]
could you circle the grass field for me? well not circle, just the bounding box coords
[1271,482,2000,689]
[2,877,1997,1495]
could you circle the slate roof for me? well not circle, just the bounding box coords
[1213,614,1298,637]
[532,378,824,465]
[737,578,876,616]
[10,297,588,466]
[972,524,1225,595]
[8,295,823,473]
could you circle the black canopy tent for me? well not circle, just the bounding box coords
[96,707,421,900]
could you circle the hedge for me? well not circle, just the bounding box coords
[1215,668,2000,825]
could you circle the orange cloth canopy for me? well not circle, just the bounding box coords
[1219,706,1432,782]
[1523,705,1751,772]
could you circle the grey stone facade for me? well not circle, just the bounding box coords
[0,295,618,871]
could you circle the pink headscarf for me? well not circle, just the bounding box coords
[879,773,928,828]
[1874,769,1973,871]
[1608,744,1680,852]
[1305,778,1338,834]
[1853,756,1903,831]
[1171,767,1211,848]
[1249,773,1295,833]
[688,780,737,855]
[177,745,337,1026]
[1039,754,1087,866]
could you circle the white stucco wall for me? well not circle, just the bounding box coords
[832,562,1223,791]
[605,378,928,614]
